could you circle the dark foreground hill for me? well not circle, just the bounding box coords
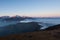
[0,22,41,37]
[44,24,60,31]
[0,24,60,40]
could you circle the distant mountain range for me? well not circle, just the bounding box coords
[0,15,33,21]
[0,15,60,22]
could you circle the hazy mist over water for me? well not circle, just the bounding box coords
[20,18,60,29]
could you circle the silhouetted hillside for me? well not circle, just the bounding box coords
[45,24,60,31]
[0,24,60,40]
[0,22,41,37]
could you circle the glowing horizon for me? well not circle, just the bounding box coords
[0,13,60,17]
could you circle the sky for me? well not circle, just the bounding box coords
[0,0,60,17]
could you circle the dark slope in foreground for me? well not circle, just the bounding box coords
[0,24,60,40]
[0,22,41,37]
[45,24,60,31]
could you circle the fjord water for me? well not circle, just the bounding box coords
[35,18,60,24]
[33,18,60,29]
[0,18,60,29]
[20,18,60,29]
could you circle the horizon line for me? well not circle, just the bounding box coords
[0,15,60,18]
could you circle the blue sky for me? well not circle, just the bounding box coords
[0,0,60,17]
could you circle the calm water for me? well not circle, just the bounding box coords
[20,18,60,29]
[0,18,60,29]
[35,18,60,24]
